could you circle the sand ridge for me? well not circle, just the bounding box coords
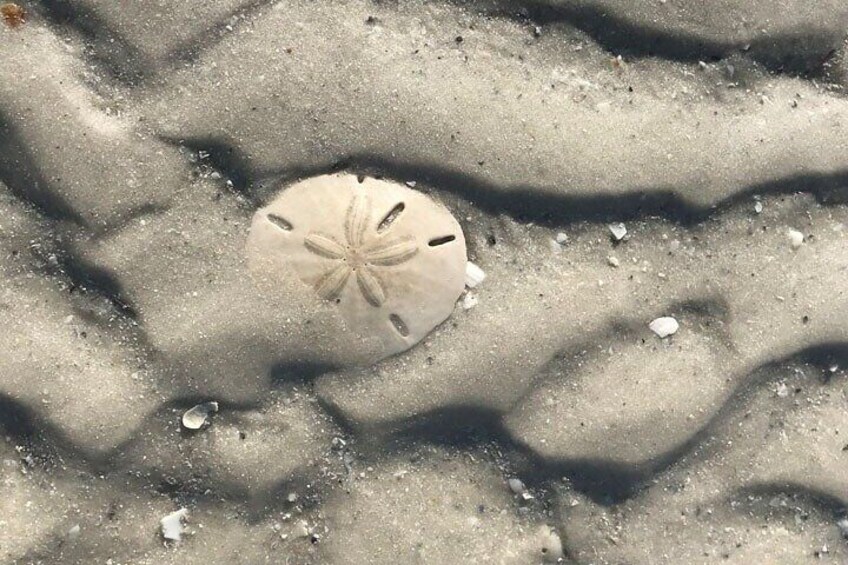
[1,1,847,563]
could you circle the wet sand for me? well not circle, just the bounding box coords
[1,1,847,563]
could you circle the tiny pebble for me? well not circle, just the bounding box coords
[539,526,564,562]
[754,201,763,214]
[649,316,679,338]
[293,521,310,538]
[836,517,848,538]
[465,262,486,288]
[508,478,526,494]
[462,292,478,310]
[182,401,219,430]
[555,232,568,245]
[609,223,627,241]
[607,256,620,268]
[787,229,804,249]
[160,508,189,541]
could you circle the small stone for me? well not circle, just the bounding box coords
[555,232,568,245]
[293,520,310,538]
[787,229,804,249]
[465,262,486,288]
[508,478,526,495]
[1,3,25,28]
[405,181,417,188]
[67,524,80,539]
[462,292,478,310]
[160,508,189,541]
[607,256,620,268]
[181,401,219,430]
[609,223,627,241]
[836,517,848,538]
[754,201,763,214]
[287,492,298,503]
[649,316,679,338]
[776,382,790,398]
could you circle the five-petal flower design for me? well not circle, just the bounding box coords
[303,192,418,307]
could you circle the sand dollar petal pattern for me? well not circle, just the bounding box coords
[246,174,467,361]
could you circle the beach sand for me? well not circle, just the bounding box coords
[1,1,847,563]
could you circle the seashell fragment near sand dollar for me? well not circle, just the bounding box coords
[247,174,467,360]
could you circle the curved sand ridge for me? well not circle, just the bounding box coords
[1,1,847,563]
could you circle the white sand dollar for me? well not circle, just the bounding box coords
[246,174,467,360]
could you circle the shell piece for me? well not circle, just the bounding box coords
[787,228,804,249]
[160,508,189,541]
[181,401,219,430]
[609,222,628,241]
[246,174,467,361]
[465,262,486,288]
[649,316,679,338]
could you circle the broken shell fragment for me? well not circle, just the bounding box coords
[609,222,627,241]
[787,228,804,249]
[537,526,564,563]
[160,508,189,541]
[465,262,486,288]
[649,316,679,338]
[247,174,467,361]
[181,401,219,430]
[508,478,526,495]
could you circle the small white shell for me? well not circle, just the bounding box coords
[649,317,679,338]
[609,222,627,241]
[465,262,486,288]
[181,401,219,430]
[160,508,189,541]
[787,228,804,249]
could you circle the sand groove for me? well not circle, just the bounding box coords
[0,2,846,563]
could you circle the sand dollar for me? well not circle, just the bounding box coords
[246,174,467,360]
